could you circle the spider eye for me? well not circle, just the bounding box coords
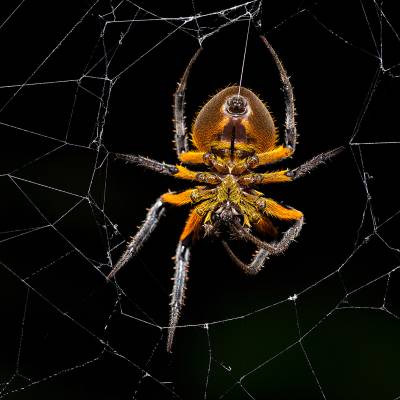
[225,95,248,115]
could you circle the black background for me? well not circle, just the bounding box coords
[1,1,400,399]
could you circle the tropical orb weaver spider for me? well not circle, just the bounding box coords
[108,34,343,352]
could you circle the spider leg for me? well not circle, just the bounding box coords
[114,153,178,176]
[107,198,166,280]
[222,241,269,275]
[259,34,297,151]
[167,239,191,352]
[255,146,293,167]
[115,153,222,184]
[231,217,304,256]
[238,169,291,186]
[240,146,344,185]
[174,47,202,156]
[178,150,206,164]
[286,146,344,180]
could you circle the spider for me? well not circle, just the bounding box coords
[108,34,343,352]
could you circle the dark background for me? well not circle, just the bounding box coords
[1,1,399,399]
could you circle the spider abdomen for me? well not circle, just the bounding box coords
[192,86,277,154]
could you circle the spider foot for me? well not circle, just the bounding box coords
[167,240,190,352]
[167,304,180,353]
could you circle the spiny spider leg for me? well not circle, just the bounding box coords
[174,47,202,156]
[107,198,166,280]
[222,241,269,275]
[167,239,191,352]
[115,152,218,184]
[286,146,344,180]
[259,34,297,151]
[231,217,304,256]
[114,153,178,176]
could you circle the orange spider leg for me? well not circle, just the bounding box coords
[179,151,229,175]
[263,198,303,220]
[178,151,205,164]
[173,165,198,180]
[238,170,291,185]
[180,209,203,241]
[162,189,193,206]
[254,216,278,237]
[174,165,221,185]
[256,145,293,166]
[161,190,206,240]
[260,170,292,184]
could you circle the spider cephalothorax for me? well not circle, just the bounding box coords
[109,34,343,352]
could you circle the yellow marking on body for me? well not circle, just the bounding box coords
[210,141,256,154]
[216,175,242,204]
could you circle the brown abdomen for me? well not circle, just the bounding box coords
[191,86,277,153]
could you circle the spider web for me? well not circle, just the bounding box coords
[0,0,399,399]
